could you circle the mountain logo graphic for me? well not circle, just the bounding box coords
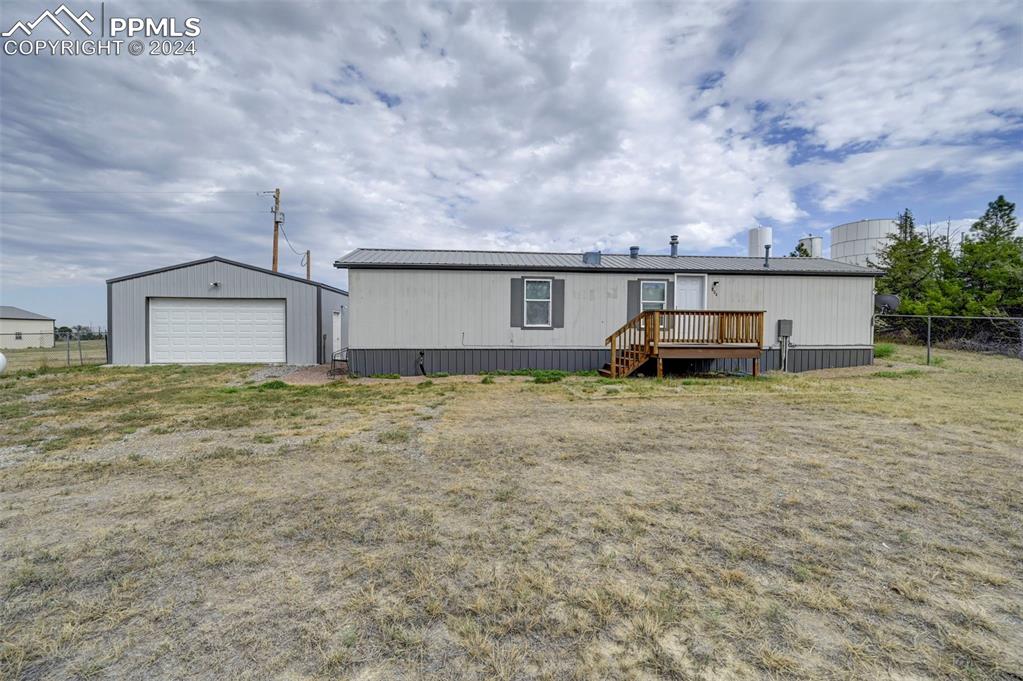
[2,4,95,37]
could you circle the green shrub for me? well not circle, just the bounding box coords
[874,343,896,359]
[481,375,495,385]
[429,372,450,378]
[532,370,567,384]
[369,373,400,379]
[258,380,288,390]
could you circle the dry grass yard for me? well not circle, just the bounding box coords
[1,346,1021,680]
[1,339,107,373]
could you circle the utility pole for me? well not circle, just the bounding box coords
[305,250,311,281]
[272,187,281,272]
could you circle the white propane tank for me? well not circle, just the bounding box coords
[0,352,6,375]
[747,226,773,258]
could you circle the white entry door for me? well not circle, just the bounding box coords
[675,275,706,310]
[149,298,286,364]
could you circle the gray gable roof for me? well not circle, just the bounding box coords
[0,305,54,321]
[335,248,880,277]
[106,256,348,294]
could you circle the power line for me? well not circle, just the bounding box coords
[0,189,261,194]
[279,221,305,257]
[1,209,267,215]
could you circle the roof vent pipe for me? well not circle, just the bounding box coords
[669,235,679,257]
[629,246,640,259]
[763,244,771,268]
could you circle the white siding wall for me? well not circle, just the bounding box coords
[0,319,55,349]
[350,269,874,349]
[708,275,874,346]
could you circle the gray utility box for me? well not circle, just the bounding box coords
[777,319,793,338]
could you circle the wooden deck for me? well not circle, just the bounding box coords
[604,310,765,378]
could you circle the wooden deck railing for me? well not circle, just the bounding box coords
[605,310,765,378]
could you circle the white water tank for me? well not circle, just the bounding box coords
[830,219,898,266]
[747,226,773,258]
[798,235,824,258]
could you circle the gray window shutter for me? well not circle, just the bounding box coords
[510,277,524,327]
[627,280,640,320]
[665,280,674,309]
[552,279,565,328]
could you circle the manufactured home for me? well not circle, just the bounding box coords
[335,244,880,376]
[0,306,55,349]
[107,257,347,365]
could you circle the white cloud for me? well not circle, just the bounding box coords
[0,0,1020,309]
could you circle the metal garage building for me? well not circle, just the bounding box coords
[107,257,347,365]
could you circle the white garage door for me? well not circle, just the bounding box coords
[149,298,286,364]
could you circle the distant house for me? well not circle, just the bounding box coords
[106,257,348,365]
[0,306,55,349]
[335,241,881,376]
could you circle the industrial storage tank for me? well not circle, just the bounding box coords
[829,219,898,267]
[798,235,824,258]
[747,226,773,258]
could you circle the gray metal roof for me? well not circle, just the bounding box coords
[0,305,54,321]
[106,256,348,294]
[335,248,880,276]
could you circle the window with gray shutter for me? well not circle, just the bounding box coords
[511,276,564,329]
[628,279,673,320]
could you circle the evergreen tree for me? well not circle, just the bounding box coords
[957,196,1023,316]
[788,241,810,257]
[970,195,1018,240]
[874,209,943,313]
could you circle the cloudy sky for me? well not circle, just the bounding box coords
[1,1,1021,326]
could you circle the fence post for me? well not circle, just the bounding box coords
[926,316,932,366]
[77,334,83,366]
[65,334,71,367]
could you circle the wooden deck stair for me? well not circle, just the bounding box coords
[603,310,765,378]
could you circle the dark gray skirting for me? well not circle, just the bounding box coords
[348,347,873,376]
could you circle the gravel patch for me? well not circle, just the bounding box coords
[241,365,303,384]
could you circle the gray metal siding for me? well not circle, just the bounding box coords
[699,347,873,374]
[349,348,611,376]
[106,282,113,363]
[109,261,326,365]
[348,347,873,376]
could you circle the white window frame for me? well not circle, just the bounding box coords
[640,280,667,312]
[523,278,553,328]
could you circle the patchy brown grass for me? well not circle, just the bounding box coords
[1,346,1021,680]
[1,339,107,372]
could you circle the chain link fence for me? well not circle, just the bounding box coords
[874,314,1023,363]
[0,331,108,371]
